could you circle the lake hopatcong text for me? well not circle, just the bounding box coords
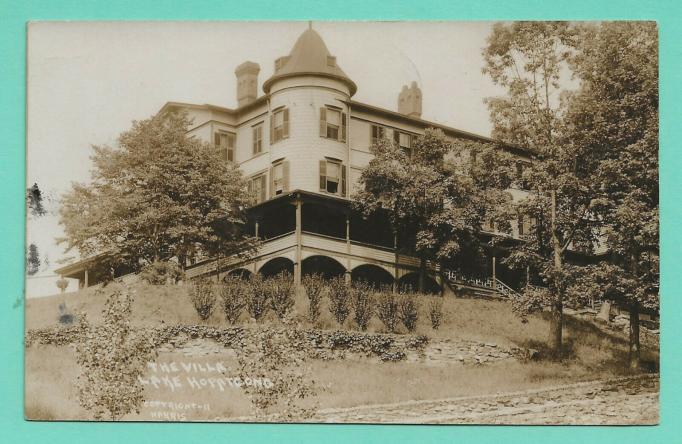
[138,361,274,392]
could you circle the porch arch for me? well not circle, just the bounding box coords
[351,264,394,289]
[398,272,441,294]
[258,257,295,278]
[301,255,346,280]
[223,268,252,281]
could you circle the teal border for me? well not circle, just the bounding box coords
[2,1,680,443]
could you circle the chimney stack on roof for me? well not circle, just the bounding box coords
[235,61,260,107]
[398,81,422,119]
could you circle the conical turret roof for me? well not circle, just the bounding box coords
[263,28,357,96]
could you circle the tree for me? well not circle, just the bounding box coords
[483,22,603,354]
[26,183,47,217]
[565,22,658,369]
[26,243,41,276]
[58,110,257,274]
[353,128,515,292]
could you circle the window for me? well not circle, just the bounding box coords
[248,174,267,204]
[393,130,414,157]
[319,159,347,196]
[270,160,289,196]
[370,124,385,145]
[252,124,263,154]
[516,161,530,189]
[270,108,289,144]
[319,107,346,142]
[214,131,235,162]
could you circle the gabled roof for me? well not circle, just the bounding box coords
[263,28,357,95]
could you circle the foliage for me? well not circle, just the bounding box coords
[75,287,157,420]
[26,243,41,276]
[483,21,604,353]
[563,22,659,368]
[327,276,351,326]
[219,277,247,324]
[354,128,515,292]
[350,281,374,331]
[267,272,295,320]
[428,297,443,330]
[189,278,216,321]
[376,291,399,333]
[139,260,185,285]
[27,183,47,217]
[58,110,258,273]
[302,273,325,323]
[245,273,269,322]
[235,326,317,421]
[398,293,419,332]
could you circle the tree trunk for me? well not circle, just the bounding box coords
[629,303,641,371]
[418,255,426,293]
[549,189,563,355]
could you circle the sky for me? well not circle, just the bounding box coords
[26,21,508,296]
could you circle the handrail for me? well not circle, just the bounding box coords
[443,269,521,299]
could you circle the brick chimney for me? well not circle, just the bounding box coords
[235,61,260,107]
[398,81,422,119]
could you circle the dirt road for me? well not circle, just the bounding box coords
[312,374,659,424]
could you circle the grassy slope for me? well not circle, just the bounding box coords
[25,281,659,420]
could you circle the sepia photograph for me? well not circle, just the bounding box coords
[25,20,659,424]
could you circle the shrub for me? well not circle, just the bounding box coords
[75,287,158,420]
[398,293,419,332]
[351,281,374,331]
[246,273,269,322]
[189,278,217,321]
[327,276,351,326]
[58,302,74,325]
[268,272,295,320]
[302,274,325,323]
[235,326,317,421]
[428,297,443,330]
[220,277,246,324]
[139,260,185,285]
[376,291,399,333]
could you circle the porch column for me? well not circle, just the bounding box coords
[84,268,89,288]
[254,220,260,239]
[492,256,496,290]
[294,199,302,286]
[526,265,530,287]
[345,214,351,284]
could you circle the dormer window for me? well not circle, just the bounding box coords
[270,107,289,144]
[214,131,235,162]
[319,106,346,142]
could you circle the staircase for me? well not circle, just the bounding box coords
[443,270,520,300]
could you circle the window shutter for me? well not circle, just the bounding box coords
[341,164,347,196]
[282,160,290,192]
[319,160,327,191]
[252,127,258,154]
[214,132,221,146]
[319,107,327,137]
[269,166,274,199]
[260,175,267,203]
[282,108,289,138]
[247,179,253,196]
[341,112,347,142]
[269,115,274,144]
[393,130,400,145]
